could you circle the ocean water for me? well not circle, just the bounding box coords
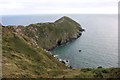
[2,14,118,68]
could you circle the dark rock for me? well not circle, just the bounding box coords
[66,60,69,62]
[57,39,62,45]
[81,29,85,32]
[79,50,81,52]
[69,66,73,69]
[97,66,102,68]
[61,61,66,64]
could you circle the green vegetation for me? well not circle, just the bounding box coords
[2,26,68,78]
[77,67,120,78]
[23,16,83,50]
[2,16,120,78]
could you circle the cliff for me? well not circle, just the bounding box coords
[2,26,68,78]
[2,16,83,77]
[19,16,84,50]
[2,16,119,78]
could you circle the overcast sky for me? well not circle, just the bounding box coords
[0,0,119,15]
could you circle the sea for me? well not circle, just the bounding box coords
[2,14,118,68]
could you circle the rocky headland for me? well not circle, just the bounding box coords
[2,16,119,78]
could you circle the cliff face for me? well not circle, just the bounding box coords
[2,26,68,78]
[2,16,83,78]
[17,16,83,50]
[2,16,120,78]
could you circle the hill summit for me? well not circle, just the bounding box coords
[55,16,80,26]
[18,16,84,50]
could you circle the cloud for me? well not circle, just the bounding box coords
[0,0,119,15]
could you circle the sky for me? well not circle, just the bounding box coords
[0,0,119,15]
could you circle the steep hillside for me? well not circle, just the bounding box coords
[2,16,120,78]
[18,16,84,50]
[2,26,69,78]
[2,16,83,78]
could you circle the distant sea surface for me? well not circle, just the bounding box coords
[2,14,118,68]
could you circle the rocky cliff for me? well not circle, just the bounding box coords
[2,16,84,78]
[2,16,120,78]
[14,16,84,50]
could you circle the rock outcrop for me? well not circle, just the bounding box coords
[2,16,120,78]
[2,16,84,78]
[15,16,84,50]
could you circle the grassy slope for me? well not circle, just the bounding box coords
[23,16,82,50]
[2,16,120,78]
[2,27,120,78]
[2,27,69,78]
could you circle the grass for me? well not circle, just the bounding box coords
[2,17,120,78]
[23,16,82,50]
[2,27,68,78]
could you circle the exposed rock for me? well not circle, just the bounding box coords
[2,16,84,77]
[18,16,84,51]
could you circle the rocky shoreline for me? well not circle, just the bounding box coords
[48,51,73,68]
[3,16,85,69]
[18,16,85,51]
[47,31,84,51]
